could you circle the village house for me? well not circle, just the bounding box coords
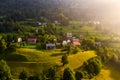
[62,40,67,46]
[37,21,42,26]
[72,40,81,47]
[79,34,84,39]
[95,41,102,46]
[72,37,80,47]
[46,43,56,50]
[18,37,22,43]
[27,37,38,44]
[54,20,60,25]
[66,33,72,38]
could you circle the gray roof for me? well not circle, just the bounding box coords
[46,44,56,46]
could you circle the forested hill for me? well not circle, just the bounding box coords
[0,0,119,21]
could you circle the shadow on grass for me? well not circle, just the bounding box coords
[1,54,28,62]
[50,53,65,57]
[108,62,120,80]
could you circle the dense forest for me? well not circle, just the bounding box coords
[0,0,114,21]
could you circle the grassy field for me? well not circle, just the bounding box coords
[1,21,120,79]
[1,48,65,62]
[5,48,65,79]
[68,51,97,69]
[92,65,120,80]
[2,47,96,79]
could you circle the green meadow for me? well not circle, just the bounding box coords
[1,47,96,79]
[0,21,120,79]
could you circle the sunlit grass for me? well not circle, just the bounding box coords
[92,65,120,80]
[68,51,97,69]
[16,48,64,62]
[7,48,65,79]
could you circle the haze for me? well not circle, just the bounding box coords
[75,0,120,31]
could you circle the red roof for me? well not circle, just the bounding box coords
[73,41,80,46]
[28,37,38,41]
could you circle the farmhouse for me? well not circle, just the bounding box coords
[28,37,38,44]
[73,41,81,47]
[79,34,84,39]
[46,43,56,49]
[18,37,22,43]
[95,41,101,46]
[62,40,67,46]
[67,33,72,38]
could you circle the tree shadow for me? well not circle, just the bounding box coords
[1,54,28,62]
[50,53,65,57]
[108,62,120,80]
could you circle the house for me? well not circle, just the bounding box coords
[67,39,71,43]
[28,37,38,44]
[73,38,79,42]
[54,20,61,25]
[73,41,81,47]
[46,44,56,49]
[62,40,67,46]
[95,41,101,46]
[35,29,39,33]
[79,34,84,39]
[18,37,22,43]
[66,33,72,38]
[37,22,42,26]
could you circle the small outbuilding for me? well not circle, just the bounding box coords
[18,37,22,43]
[28,37,38,44]
[73,41,81,47]
[46,43,56,50]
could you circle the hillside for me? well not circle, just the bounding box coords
[0,0,120,79]
[1,0,120,21]
[0,47,96,79]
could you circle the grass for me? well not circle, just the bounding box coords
[7,61,55,79]
[68,51,97,69]
[3,47,120,79]
[16,48,65,62]
[61,21,104,39]
[1,47,97,79]
[1,21,120,79]
[0,48,66,62]
[92,65,120,80]
[4,48,65,79]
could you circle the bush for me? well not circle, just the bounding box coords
[63,67,75,80]
[6,44,17,53]
[36,43,46,50]
[75,71,83,80]
[19,70,28,80]
[61,54,68,66]
[77,57,102,79]
[46,67,56,80]
[28,76,40,80]
[0,59,12,80]
[110,54,119,63]
[85,57,102,77]
[70,47,79,54]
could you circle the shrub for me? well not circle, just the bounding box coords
[36,43,46,50]
[6,44,17,53]
[28,76,40,80]
[0,59,12,80]
[77,57,102,79]
[19,70,28,80]
[61,54,68,66]
[46,67,56,80]
[75,71,83,80]
[63,67,75,80]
